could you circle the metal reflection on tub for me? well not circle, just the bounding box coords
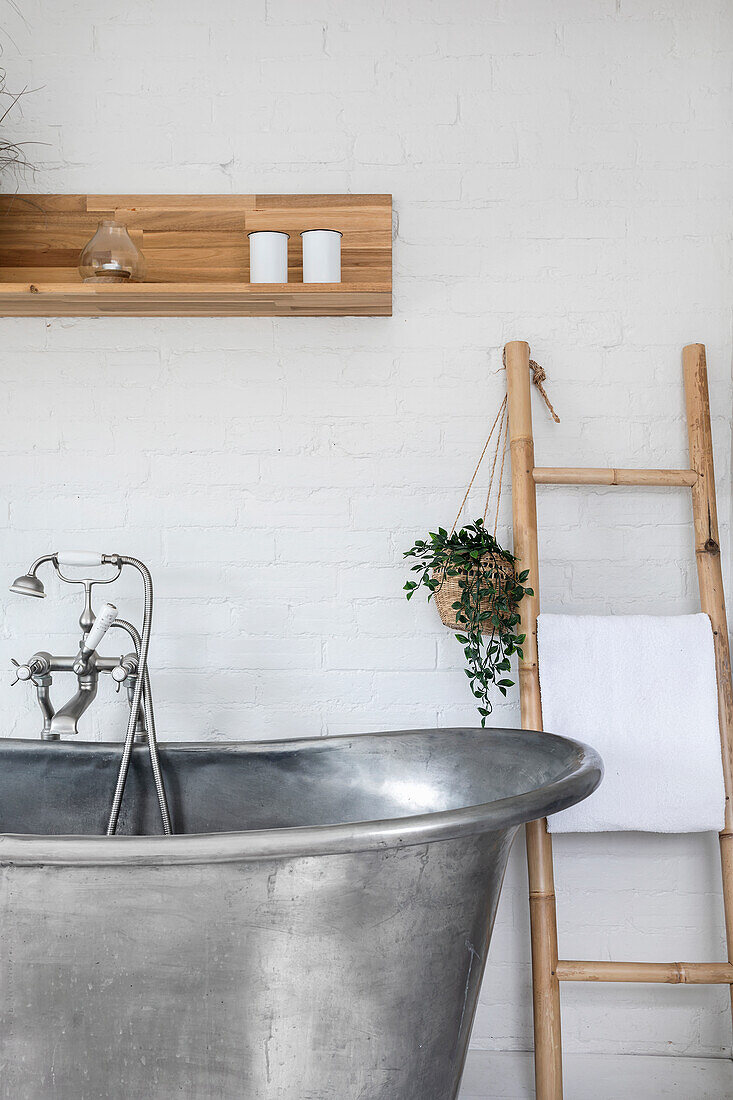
[301,229,342,283]
[79,220,145,283]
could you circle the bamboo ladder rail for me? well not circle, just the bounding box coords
[505,339,733,1100]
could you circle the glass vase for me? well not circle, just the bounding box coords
[79,220,145,283]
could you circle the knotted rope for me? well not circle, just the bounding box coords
[501,347,560,423]
[529,360,560,423]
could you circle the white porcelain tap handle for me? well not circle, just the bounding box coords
[11,659,32,685]
[85,603,118,653]
[10,655,47,685]
[57,551,105,567]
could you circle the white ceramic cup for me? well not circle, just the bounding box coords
[248,231,289,283]
[301,230,342,283]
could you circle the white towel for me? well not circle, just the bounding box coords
[537,613,725,833]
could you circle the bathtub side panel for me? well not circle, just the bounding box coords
[0,830,515,1100]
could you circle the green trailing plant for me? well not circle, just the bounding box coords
[0,20,39,186]
[404,518,533,726]
[0,68,31,179]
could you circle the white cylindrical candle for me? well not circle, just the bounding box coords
[301,230,342,283]
[247,231,289,283]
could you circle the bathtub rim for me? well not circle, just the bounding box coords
[0,727,602,866]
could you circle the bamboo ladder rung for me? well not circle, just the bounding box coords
[533,467,699,487]
[556,960,733,985]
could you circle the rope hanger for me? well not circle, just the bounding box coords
[451,351,559,536]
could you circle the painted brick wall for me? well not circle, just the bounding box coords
[2,0,732,1063]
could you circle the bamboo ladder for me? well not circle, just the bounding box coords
[504,340,733,1100]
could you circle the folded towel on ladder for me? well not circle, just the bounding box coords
[537,613,726,833]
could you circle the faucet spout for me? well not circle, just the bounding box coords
[49,669,98,738]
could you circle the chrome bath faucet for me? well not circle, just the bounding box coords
[9,550,172,835]
[10,552,145,741]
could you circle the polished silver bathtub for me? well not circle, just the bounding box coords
[0,728,601,1100]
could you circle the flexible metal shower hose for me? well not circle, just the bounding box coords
[106,557,172,836]
[110,617,171,831]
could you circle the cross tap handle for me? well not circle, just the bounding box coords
[11,658,33,686]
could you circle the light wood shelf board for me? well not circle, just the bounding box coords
[0,194,392,317]
[0,281,391,318]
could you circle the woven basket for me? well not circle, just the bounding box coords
[433,554,515,633]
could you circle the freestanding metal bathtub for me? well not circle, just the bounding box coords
[0,727,601,1100]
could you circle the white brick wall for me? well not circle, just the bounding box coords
[2,0,732,1065]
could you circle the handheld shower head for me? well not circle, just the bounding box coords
[10,572,46,598]
[9,554,58,599]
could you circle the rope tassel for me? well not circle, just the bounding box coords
[530,360,561,423]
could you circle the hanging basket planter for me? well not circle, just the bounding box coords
[404,519,532,725]
[402,353,562,724]
[403,357,558,724]
[433,551,516,632]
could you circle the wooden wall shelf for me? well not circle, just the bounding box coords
[0,194,392,317]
